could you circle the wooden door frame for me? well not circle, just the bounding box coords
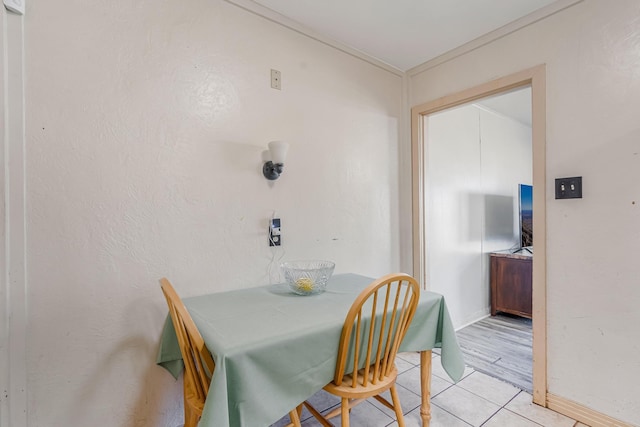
[410,64,547,405]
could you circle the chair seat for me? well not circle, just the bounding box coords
[324,365,398,399]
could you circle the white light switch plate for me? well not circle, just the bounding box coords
[4,0,24,15]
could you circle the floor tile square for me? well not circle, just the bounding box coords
[483,408,544,426]
[369,385,421,418]
[456,371,520,406]
[431,385,500,426]
[270,390,340,427]
[431,355,474,383]
[395,366,453,398]
[271,407,319,427]
[320,400,394,427]
[396,351,421,365]
[386,403,472,427]
[394,356,416,374]
[306,389,341,412]
[505,391,576,427]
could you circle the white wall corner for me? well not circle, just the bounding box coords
[223,0,404,77]
[406,0,583,76]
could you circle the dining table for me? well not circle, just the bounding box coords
[156,273,465,426]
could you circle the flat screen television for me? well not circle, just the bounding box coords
[518,184,533,249]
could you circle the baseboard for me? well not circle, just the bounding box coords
[546,393,636,427]
[454,309,491,332]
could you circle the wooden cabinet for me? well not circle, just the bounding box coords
[490,251,532,319]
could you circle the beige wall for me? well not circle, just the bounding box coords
[11,0,640,425]
[22,0,402,425]
[409,0,640,424]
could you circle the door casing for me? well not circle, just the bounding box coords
[410,64,547,405]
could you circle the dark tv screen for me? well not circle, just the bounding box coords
[519,184,533,248]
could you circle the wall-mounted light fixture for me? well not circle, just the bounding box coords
[262,141,289,180]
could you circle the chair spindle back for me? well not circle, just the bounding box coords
[334,273,420,387]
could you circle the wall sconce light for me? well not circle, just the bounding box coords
[262,141,289,180]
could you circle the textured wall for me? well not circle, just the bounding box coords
[409,0,640,424]
[24,0,402,425]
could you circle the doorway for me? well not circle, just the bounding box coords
[410,65,547,405]
[423,86,534,392]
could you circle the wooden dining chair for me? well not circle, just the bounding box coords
[160,278,215,427]
[160,278,303,427]
[303,273,420,427]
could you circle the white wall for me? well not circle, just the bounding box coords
[409,0,640,424]
[479,104,534,251]
[426,103,531,329]
[22,0,402,425]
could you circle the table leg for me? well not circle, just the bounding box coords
[420,350,432,427]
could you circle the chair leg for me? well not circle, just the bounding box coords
[183,379,198,427]
[184,404,200,427]
[288,406,302,427]
[341,397,350,427]
[303,401,334,427]
[390,385,405,427]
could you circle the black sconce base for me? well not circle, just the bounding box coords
[263,161,284,180]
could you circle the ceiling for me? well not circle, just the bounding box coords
[244,0,560,71]
[476,86,532,127]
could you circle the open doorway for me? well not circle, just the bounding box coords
[411,65,547,405]
[423,86,533,392]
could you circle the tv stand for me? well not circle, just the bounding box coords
[490,250,532,319]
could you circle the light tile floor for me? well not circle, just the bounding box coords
[272,352,583,427]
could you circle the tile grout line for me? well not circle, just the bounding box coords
[484,390,547,427]
[437,373,548,427]
[277,351,575,427]
[390,356,544,427]
[428,400,475,427]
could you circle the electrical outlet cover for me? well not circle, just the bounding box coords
[4,0,24,14]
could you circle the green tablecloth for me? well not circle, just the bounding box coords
[156,273,464,426]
